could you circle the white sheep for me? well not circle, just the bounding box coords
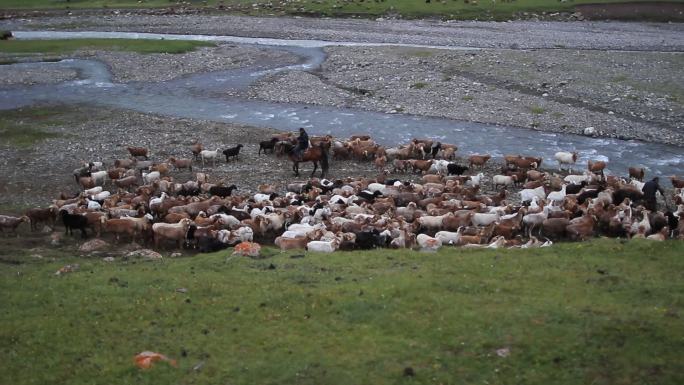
[466,173,485,187]
[143,171,161,184]
[306,239,340,253]
[547,185,568,205]
[520,186,546,203]
[416,234,442,251]
[554,151,578,171]
[492,174,517,189]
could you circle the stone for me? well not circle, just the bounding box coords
[126,249,163,261]
[79,239,109,253]
[583,126,597,136]
[103,257,116,262]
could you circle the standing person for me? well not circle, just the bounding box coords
[642,176,665,211]
[293,127,309,160]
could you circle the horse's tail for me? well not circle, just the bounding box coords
[320,142,329,173]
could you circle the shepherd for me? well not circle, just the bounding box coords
[290,127,309,160]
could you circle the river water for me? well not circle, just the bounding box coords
[1,30,682,179]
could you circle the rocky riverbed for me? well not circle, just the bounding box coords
[1,16,682,146]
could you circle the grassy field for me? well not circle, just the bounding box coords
[0,0,671,19]
[1,239,683,385]
[0,39,216,55]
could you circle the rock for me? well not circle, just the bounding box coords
[126,249,163,261]
[79,239,109,253]
[170,252,182,258]
[583,126,597,136]
[102,256,116,262]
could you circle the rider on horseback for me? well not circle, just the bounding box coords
[292,127,309,161]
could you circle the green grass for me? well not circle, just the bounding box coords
[410,81,428,89]
[1,239,683,385]
[0,107,71,148]
[0,0,670,20]
[0,39,216,55]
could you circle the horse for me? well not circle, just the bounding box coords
[288,142,330,178]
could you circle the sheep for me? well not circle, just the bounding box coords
[60,210,89,238]
[564,173,592,184]
[671,176,684,189]
[259,138,279,155]
[200,149,220,168]
[209,184,237,198]
[142,171,161,184]
[466,173,485,187]
[127,146,149,160]
[520,186,546,203]
[25,207,57,231]
[587,160,607,175]
[416,234,442,251]
[153,218,193,249]
[629,167,645,181]
[306,239,340,253]
[547,185,568,205]
[0,215,30,236]
[223,144,244,162]
[168,157,192,171]
[468,154,491,169]
[492,174,517,189]
[435,228,464,246]
[554,151,578,171]
[190,142,204,160]
[90,170,108,186]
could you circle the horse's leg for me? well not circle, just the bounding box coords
[311,161,318,177]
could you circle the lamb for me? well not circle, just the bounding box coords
[0,215,30,236]
[223,144,244,162]
[554,151,578,171]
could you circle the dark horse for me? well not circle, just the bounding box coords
[288,142,329,178]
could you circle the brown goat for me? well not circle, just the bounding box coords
[127,146,149,159]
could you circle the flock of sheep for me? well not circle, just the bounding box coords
[1,133,684,253]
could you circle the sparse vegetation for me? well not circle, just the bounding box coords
[410,82,428,89]
[529,105,546,114]
[461,95,474,101]
[0,39,216,56]
[0,107,71,148]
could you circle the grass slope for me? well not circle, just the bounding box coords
[0,0,669,20]
[0,39,216,55]
[1,239,683,384]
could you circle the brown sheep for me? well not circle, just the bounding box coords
[468,154,491,169]
[127,146,149,160]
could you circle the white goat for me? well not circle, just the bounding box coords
[200,148,220,167]
[555,151,578,171]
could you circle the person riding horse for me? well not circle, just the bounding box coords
[292,127,310,161]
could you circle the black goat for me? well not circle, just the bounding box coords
[259,138,279,155]
[355,229,381,250]
[60,210,88,238]
[565,181,587,195]
[209,184,238,198]
[447,163,469,176]
[223,144,244,162]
